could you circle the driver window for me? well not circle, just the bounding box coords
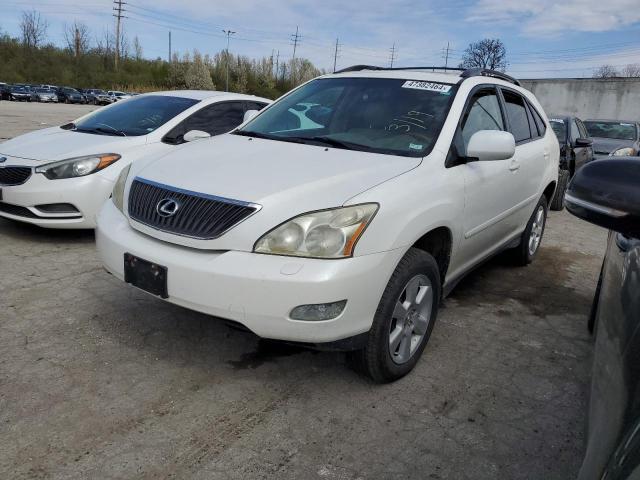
[461,90,504,152]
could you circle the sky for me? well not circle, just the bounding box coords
[2,0,640,78]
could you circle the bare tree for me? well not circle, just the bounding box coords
[621,63,640,77]
[133,35,143,61]
[20,10,48,49]
[593,65,619,78]
[63,21,90,57]
[459,38,507,72]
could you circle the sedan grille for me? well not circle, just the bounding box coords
[0,166,32,186]
[127,178,260,240]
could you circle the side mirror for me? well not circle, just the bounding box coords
[243,109,259,123]
[466,130,515,161]
[183,130,211,142]
[575,137,592,147]
[565,158,640,238]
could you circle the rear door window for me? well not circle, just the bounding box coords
[502,90,532,143]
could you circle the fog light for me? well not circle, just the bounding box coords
[290,300,347,321]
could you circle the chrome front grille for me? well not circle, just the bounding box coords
[0,166,32,186]
[127,178,260,240]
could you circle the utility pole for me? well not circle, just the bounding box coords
[74,26,80,58]
[333,37,341,73]
[222,29,236,92]
[113,0,126,70]
[443,41,450,71]
[168,31,171,62]
[389,43,396,68]
[290,26,300,84]
[275,50,280,80]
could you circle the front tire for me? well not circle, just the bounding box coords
[353,248,441,383]
[512,196,548,266]
[550,169,570,211]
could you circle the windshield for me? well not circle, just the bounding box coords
[238,77,456,157]
[11,86,27,92]
[549,119,566,141]
[36,88,50,93]
[584,121,637,141]
[73,95,199,136]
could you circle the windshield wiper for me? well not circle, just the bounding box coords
[232,130,276,140]
[74,126,126,137]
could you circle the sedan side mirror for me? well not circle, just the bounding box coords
[183,130,211,142]
[466,130,515,162]
[575,137,592,147]
[565,158,640,238]
[243,110,259,123]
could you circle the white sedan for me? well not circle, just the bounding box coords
[0,91,270,228]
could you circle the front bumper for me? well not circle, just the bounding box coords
[0,171,114,228]
[96,201,404,344]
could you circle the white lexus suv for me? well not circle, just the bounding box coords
[96,66,559,382]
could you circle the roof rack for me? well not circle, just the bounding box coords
[334,65,465,74]
[333,65,521,86]
[459,68,521,86]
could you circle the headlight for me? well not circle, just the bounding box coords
[35,153,121,180]
[611,147,637,157]
[112,164,131,213]
[254,203,378,258]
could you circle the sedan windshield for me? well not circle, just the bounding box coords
[237,77,457,157]
[584,121,637,141]
[74,95,199,136]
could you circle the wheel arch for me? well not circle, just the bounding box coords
[411,226,453,285]
[543,181,557,206]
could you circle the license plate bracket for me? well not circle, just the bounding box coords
[124,253,168,298]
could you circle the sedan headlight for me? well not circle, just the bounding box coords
[611,147,637,157]
[35,153,121,180]
[112,164,131,213]
[254,203,378,258]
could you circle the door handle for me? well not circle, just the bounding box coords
[509,160,520,172]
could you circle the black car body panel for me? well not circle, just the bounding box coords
[567,157,640,479]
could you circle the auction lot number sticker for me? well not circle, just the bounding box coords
[402,80,452,94]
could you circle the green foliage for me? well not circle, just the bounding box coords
[0,32,324,99]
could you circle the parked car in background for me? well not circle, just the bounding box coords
[95,66,559,383]
[56,87,86,104]
[40,84,58,91]
[0,83,10,100]
[83,89,114,105]
[108,90,131,102]
[548,115,593,210]
[34,87,58,103]
[565,157,640,480]
[0,90,270,229]
[584,119,640,157]
[8,85,33,102]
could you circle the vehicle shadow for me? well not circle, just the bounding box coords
[0,217,95,244]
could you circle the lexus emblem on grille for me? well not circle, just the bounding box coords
[0,157,6,163]
[156,198,180,217]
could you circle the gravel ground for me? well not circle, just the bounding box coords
[0,102,607,479]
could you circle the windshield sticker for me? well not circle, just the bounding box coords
[621,123,634,126]
[402,80,452,94]
[409,143,423,150]
[550,118,564,123]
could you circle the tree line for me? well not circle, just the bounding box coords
[0,10,324,99]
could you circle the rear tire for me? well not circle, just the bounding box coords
[550,169,570,211]
[352,248,441,383]
[511,195,548,266]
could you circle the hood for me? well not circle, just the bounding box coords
[591,137,635,155]
[137,133,421,209]
[0,127,147,162]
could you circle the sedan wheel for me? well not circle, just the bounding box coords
[528,206,545,257]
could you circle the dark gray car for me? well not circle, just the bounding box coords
[584,119,640,157]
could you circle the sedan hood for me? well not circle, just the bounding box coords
[591,137,635,155]
[137,133,421,207]
[0,127,146,162]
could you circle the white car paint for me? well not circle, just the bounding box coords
[96,70,558,350]
[0,90,271,228]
